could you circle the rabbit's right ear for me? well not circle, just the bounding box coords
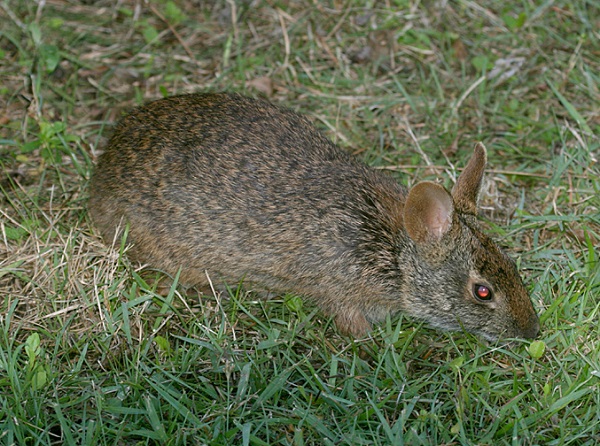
[451,142,487,215]
[404,181,454,244]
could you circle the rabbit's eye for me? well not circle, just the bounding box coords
[473,284,493,302]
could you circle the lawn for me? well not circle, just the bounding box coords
[0,1,599,445]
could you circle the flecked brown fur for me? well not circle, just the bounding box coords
[88,93,540,340]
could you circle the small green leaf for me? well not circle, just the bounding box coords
[21,140,41,153]
[28,23,42,45]
[25,333,41,357]
[284,294,303,313]
[39,120,66,138]
[141,24,159,44]
[257,339,280,350]
[164,1,186,25]
[528,340,546,359]
[39,44,61,73]
[48,18,64,29]
[4,225,28,241]
[449,356,464,371]
[472,55,493,72]
[543,382,551,397]
[118,7,134,17]
[31,367,47,390]
[154,335,171,354]
[25,333,42,367]
[503,12,527,30]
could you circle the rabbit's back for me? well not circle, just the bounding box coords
[89,93,405,307]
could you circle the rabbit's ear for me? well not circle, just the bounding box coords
[451,142,487,215]
[404,182,453,244]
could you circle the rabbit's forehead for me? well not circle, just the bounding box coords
[461,220,520,281]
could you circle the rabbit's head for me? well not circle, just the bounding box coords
[400,143,540,340]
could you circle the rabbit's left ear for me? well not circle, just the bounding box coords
[452,142,487,215]
[404,181,454,244]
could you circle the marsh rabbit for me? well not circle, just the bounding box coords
[89,93,540,340]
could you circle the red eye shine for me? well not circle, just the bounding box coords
[474,284,493,301]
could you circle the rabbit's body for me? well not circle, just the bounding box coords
[89,93,539,340]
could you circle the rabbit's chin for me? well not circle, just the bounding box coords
[455,327,526,346]
[425,319,502,343]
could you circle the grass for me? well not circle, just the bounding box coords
[0,0,599,444]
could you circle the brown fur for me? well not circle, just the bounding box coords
[88,93,540,340]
